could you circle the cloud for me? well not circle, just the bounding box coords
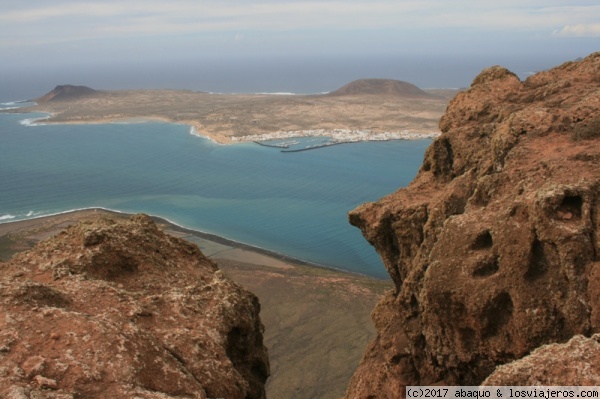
[0,1,423,32]
[553,24,600,37]
[1,0,599,58]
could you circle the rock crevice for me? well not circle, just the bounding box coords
[345,53,600,397]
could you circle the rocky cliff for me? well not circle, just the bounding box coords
[0,214,269,399]
[346,52,600,397]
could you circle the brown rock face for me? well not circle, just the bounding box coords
[345,52,600,397]
[483,334,600,385]
[0,214,269,399]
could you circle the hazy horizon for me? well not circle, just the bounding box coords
[0,52,593,103]
[1,1,599,102]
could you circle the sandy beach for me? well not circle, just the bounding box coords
[0,209,392,399]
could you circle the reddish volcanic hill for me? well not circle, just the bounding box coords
[0,214,269,399]
[327,79,432,98]
[35,84,99,103]
[345,52,600,397]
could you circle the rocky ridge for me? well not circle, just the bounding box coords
[345,52,600,397]
[0,214,269,398]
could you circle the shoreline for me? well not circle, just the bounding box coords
[5,106,440,146]
[0,207,387,280]
[25,113,441,146]
[1,106,233,145]
[0,207,393,399]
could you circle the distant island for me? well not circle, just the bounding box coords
[327,78,433,98]
[35,84,100,103]
[7,79,456,145]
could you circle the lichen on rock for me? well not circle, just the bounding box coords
[0,214,269,398]
[483,334,600,385]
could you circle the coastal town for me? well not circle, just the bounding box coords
[231,128,440,144]
[11,80,451,147]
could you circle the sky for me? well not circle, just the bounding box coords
[1,1,599,98]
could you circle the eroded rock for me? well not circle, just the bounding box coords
[346,53,600,397]
[483,334,600,385]
[0,214,269,398]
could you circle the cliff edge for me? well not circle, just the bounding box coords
[0,214,269,399]
[346,52,600,397]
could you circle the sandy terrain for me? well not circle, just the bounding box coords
[15,88,454,144]
[0,209,392,399]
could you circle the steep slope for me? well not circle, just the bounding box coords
[345,52,600,397]
[35,84,99,103]
[0,214,269,399]
[328,79,432,98]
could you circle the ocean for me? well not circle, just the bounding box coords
[0,107,429,278]
[0,53,571,103]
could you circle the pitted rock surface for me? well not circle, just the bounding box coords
[483,334,600,385]
[345,53,600,397]
[0,214,269,399]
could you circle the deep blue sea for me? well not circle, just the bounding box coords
[0,105,429,278]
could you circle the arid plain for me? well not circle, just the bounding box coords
[21,80,456,144]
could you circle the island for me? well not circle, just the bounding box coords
[8,80,456,146]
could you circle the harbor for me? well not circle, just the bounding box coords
[243,128,439,152]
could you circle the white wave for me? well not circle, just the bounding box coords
[256,92,296,96]
[0,206,341,273]
[189,126,201,137]
[188,126,224,145]
[0,206,130,225]
[19,118,37,126]
[2,100,31,105]
[1,100,36,110]
[19,114,50,126]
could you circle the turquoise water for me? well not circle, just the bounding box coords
[0,108,429,278]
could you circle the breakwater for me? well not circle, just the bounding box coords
[232,128,440,144]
